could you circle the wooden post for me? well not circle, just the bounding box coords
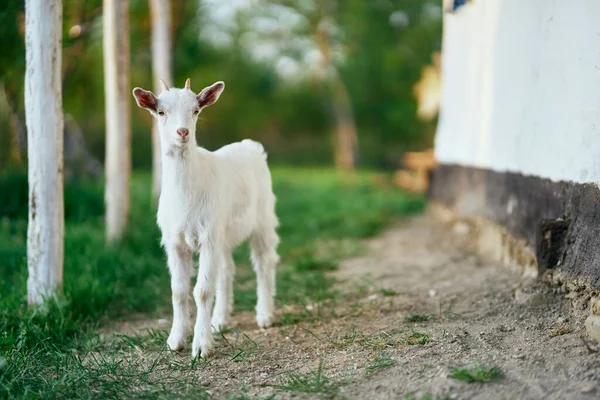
[103,0,131,241]
[25,0,64,304]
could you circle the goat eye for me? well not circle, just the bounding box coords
[193,110,200,115]
[158,110,165,116]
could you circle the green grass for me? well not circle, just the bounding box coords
[380,288,399,297]
[328,328,431,350]
[0,167,424,399]
[404,314,432,323]
[438,299,461,320]
[234,168,423,312]
[404,330,431,346]
[364,351,395,376]
[261,360,346,395]
[216,329,264,362]
[449,365,503,383]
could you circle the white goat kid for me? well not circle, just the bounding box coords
[132,78,279,358]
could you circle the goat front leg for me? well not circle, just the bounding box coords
[211,252,234,332]
[192,245,221,358]
[166,244,193,351]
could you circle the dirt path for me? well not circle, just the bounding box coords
[109,214,600,399]
[332,214,599,400]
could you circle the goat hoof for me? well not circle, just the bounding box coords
[167,335,185,352]
[191,337,214,359]
[256,314,273,329]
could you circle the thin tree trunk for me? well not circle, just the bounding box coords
[149,0,173,200]
[0,83,25,166]
[314,24,358,171]
[1,84,25,166]
[25,0,64,305]
[103,0,131,242]
[329,74,358,170]
[1,82,28,164]
[9,112,23,165]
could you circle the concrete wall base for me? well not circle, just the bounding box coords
[428,164,600,340]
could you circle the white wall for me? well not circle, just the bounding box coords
[435,0,600,184]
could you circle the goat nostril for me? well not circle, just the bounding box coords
[177,128,189,138]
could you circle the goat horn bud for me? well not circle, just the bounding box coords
[159,79,169,92]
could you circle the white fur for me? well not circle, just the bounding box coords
[133,80,279,358]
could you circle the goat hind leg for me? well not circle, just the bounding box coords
[211,252,234,332]
[250,229,279,328]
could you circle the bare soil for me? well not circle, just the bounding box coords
[107,214,600,399]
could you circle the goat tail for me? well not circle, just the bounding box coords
[241,139,268,160]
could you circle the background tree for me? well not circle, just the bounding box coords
[103,0,131,242]
[0,1,26,168]
[196,0,442,168]
[24,0,64,305]
[149,0,173,199]
[0,0,442,172]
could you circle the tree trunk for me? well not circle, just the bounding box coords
[8,112,24,165]
[149,0,173,200]
[103,0,131,242]
[0,83,25,166]
[329,74,358,171]
[25,0,64,305]
[314,23,358,171]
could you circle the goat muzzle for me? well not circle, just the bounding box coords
[177,128,189,138]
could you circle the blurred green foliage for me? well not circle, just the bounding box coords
[0,170,104,220]
[0,0,441,171]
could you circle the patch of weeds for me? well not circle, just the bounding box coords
[113,329,169,351]
[279,300,338,326]
[218,330,263,362]
[450,365,503,383]
[380,288,399,297]
[360,330,399,349]
[279,311,308,326]
[294,257,339,272]
[404,314,431,323]
[188,354,212,370]
[330,329,396,349]
[329,329,364,347]
[549,325,573,337]
[262,360,346,395]
[404,330,430,346]
[364,351,395,376]
[439,299,461,320]
[290,239,364,274]
[330,328,429,350]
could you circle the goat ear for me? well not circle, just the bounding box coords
[132,88,158,113]
[196,81,225,109]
